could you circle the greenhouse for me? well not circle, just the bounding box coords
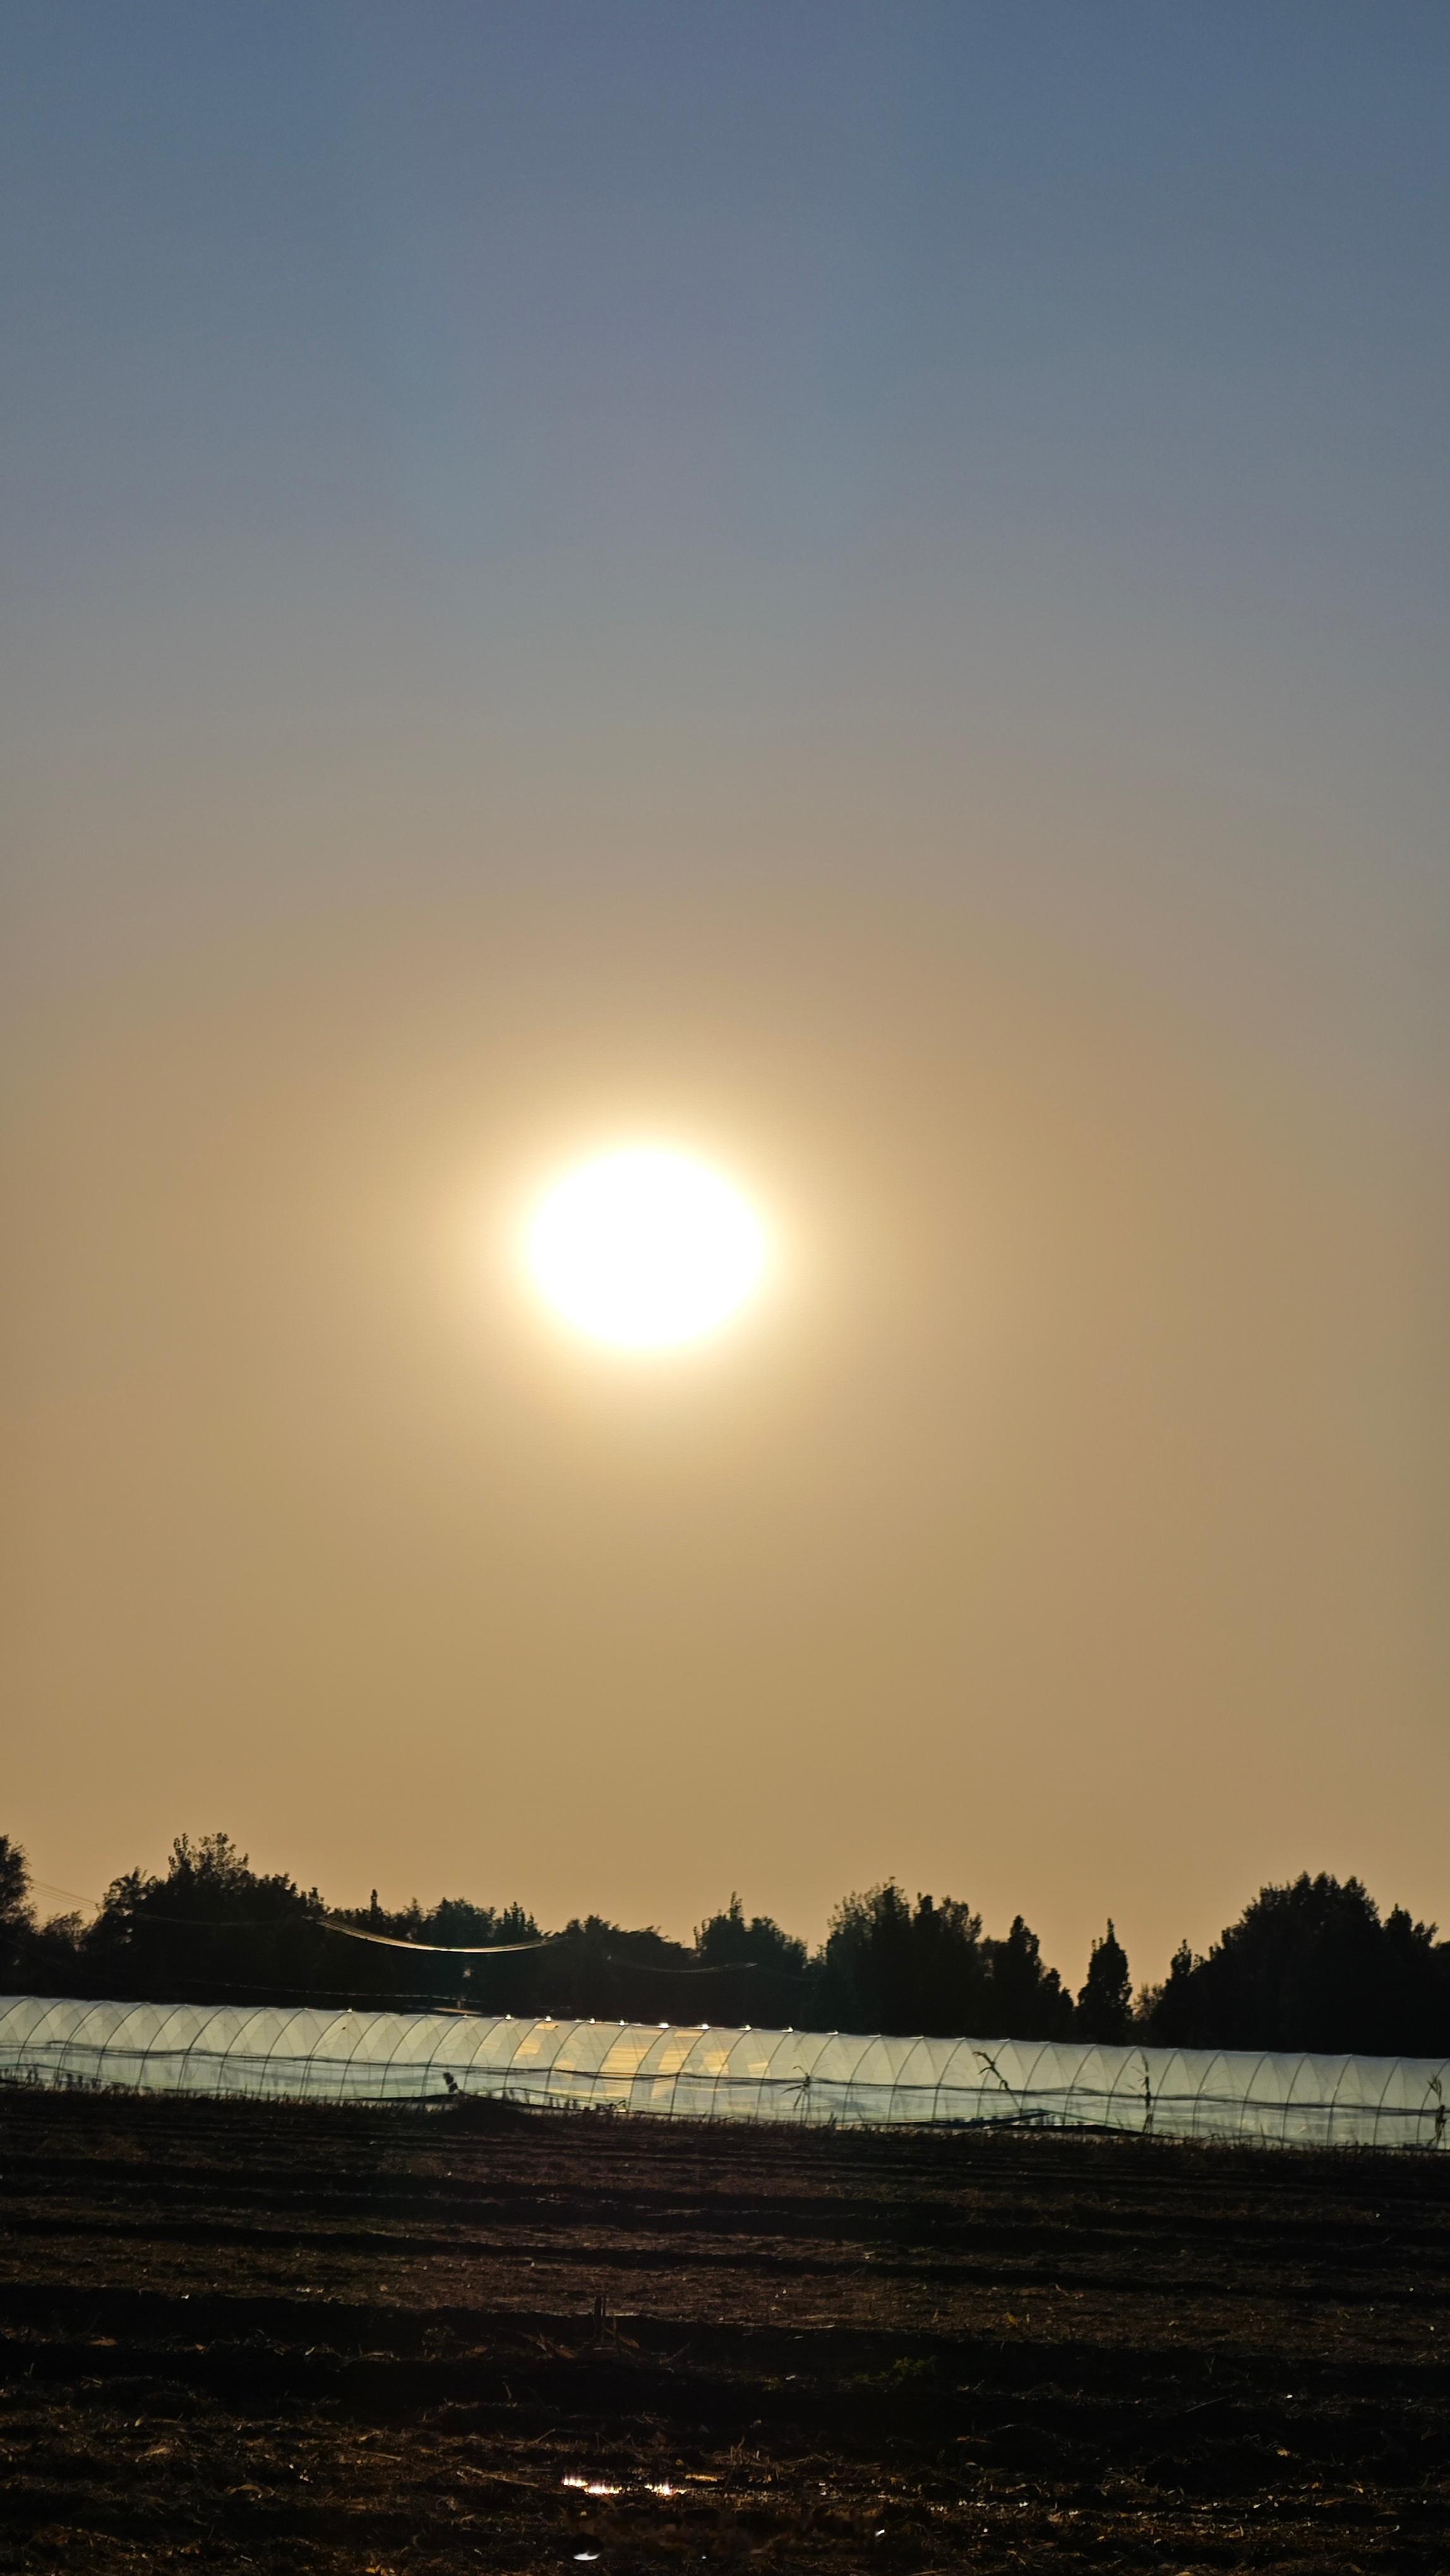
[1,1993,1447,2150]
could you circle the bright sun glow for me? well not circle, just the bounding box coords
[525,1147,769,1350]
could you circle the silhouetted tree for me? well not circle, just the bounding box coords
[816,1883,1072,2039]
[0,1836,32,1987]
[1076,1921,1132,2042]
[1141,1875,1450,2056]
[326,1893,544,2011]
[0,1837,93,1998]
[20,1912,88,1995]
[11,1824,1449,2058]
[1135,1938,1195,2036]
[987,1914,1076,2040]
[817,1883,969,2034]
[533,1916,675,2018]
[81,1832,328,2005]
[693,1895,811,2027]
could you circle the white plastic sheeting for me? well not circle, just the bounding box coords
[2,1993,1447,2150]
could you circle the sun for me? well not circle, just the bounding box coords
[525,1147,769,1350]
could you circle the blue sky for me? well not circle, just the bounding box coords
[6,5,1445,1010]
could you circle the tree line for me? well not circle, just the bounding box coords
[3,1830,1449,2058]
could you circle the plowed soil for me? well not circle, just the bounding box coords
[2,2084,1449,2572]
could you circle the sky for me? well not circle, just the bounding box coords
[4,2,1447,1993]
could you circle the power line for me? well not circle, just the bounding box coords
[29,1897,759,1974]
[321,1921,557,1955]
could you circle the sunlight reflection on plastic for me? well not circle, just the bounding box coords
[563,2473,680,2499]
[526,1147,767,1349]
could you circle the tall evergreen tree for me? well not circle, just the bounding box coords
[1077,1921,1133,2042]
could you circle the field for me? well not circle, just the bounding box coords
[2,2085,1449,2572]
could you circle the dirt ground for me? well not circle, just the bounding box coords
[2,2084,1449,2572]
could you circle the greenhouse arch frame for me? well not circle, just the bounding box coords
[3,1995,1448,2150]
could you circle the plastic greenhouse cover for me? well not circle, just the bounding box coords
[1,1995,1447,2150]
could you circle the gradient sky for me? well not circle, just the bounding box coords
[4,3,1447,1993]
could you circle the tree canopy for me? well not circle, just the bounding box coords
[1139,1874,1450,2057]
[6,1835,1450,2056]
